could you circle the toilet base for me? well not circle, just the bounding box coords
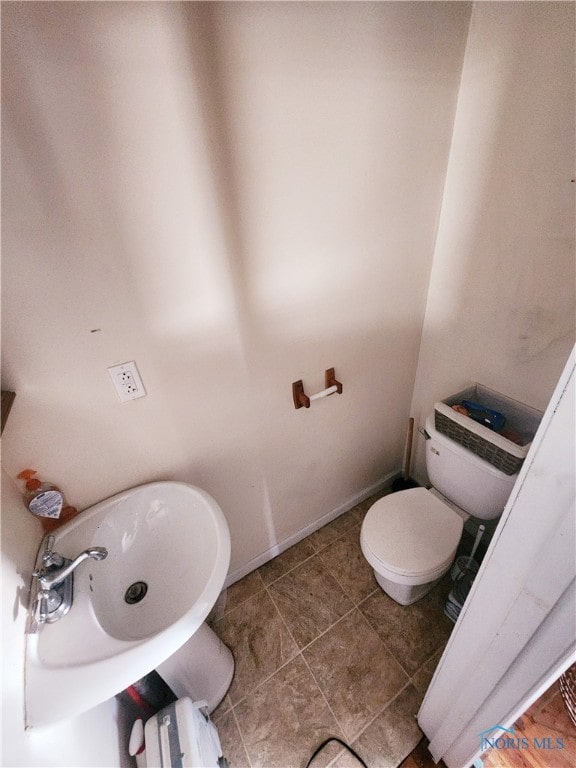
[374,570,442,606]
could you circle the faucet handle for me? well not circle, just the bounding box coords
[42,535,65,568]
[33,587,63,624]
[33,590,49,624]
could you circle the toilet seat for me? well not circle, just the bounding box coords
[360,488,463,581]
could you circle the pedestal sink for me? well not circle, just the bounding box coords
[25,482,231,728]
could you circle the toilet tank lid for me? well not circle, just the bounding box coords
[361,488,463,577]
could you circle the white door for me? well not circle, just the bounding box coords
[418,347,576,768]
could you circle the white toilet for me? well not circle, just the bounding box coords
[360,415,517,605]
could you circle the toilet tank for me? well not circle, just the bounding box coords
[425,416,517,520]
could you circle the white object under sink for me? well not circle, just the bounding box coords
[25,481,230,728]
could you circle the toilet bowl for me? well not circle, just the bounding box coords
[360,487,463,605]
[360,415,517,605]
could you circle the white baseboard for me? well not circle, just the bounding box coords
[224,470,400,588]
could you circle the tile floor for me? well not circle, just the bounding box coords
[208,489,456,768]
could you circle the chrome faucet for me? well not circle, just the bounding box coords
[35,546,107,590]
[32,536,107,625]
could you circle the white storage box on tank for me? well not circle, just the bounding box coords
[144,697,227,768]
[434,384,543,475]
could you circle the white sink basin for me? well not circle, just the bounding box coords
[25,481,230,728]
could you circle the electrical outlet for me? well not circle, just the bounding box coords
[107,361,147,402]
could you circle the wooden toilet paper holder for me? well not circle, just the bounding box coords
[292,368,343,409]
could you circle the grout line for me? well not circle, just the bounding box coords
[264,581,351,748]
[345,679,417,744]
[223,588,428,768]
[230,703,254,768]
[306,513,360,554]
[362,586,380,602]
[224,511,360,608]
[217,485,418,765]
[295,604,358,655]
[223,580,309,713]
[315,526,383,610]
[263,548,360,655]
[226,648,299,713]
[222,558,378,711]
[215,589,302,715]
[263,581,295,638]
[410,643,446,687]
[261,549,318,588]
[297,605,418,743]
[267,567,358,640]
[262,513,360,588]
[354,600,415,681]
[299,650,349,755]
[217,570,267,620]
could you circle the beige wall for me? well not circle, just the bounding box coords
[1,2,470,575]
[410,1,575,481]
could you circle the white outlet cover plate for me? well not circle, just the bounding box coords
[107,361,147,402]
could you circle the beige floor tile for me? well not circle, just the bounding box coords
[307,510,359,552]
[411,647,444,694]
[331,685,423,768]
[210,492,456,766]
[208,570,265,626]
[259,538,317,585]
[235,655,345,768]
[215,589,299,704]
[359,584,452,676]
[219,570,266,617]
[211,693,233,721]
[268,557,354,649]
[319,523,378,605]
[303,609,409,741]
[216,709,251,768]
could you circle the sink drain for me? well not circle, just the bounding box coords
[124,581,148,604]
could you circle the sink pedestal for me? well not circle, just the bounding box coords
[155,622,234,713]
